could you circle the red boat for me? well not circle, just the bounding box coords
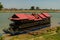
[3,13,51,35]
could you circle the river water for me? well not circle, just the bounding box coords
[0,12,60,33]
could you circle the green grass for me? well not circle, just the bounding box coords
[42,27,60,40]
[32,26,60,40]
[2,26,60,40]
[43,33,60,40]
[0,36,4,40]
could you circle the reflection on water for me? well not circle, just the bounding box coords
[0,12,60,33]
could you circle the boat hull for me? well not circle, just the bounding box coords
[3,24,51,35]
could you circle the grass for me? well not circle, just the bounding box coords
[43,33,60,40]
[0,36,4,40]
[0,10,60,13]
[42,26,60,40]
[29,26,60,40]
[1,26,60,40]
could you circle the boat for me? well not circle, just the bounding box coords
[3,13,51,35]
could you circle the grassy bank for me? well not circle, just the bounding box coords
[0,26,60,40]
[0,10,60,13]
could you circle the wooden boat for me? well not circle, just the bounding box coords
[3,13,51,35]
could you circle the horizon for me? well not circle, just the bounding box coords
[0,0,60,9]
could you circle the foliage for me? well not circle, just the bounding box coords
[0,36,4,40]
[0,2,3,10]
[30,6,35,10]
[43,33,60,40]
[36,7,39,10]
[56,26,60,33]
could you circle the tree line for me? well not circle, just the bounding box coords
[0,2,40,10]
[0,2,59,11]
[30,6,40,10]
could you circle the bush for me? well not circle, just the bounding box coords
[56,26,60,33]
[0,36,3,40]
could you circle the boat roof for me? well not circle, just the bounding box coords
[9,13,51,21]
[42,13,51,17]
[16,14,28,19]
[38,14,46,18]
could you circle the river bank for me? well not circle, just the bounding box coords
[0,10,60,13]
[1,26,60,40]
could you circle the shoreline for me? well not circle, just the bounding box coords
[0,10,60,13]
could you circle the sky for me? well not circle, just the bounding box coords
[0,0,60,9]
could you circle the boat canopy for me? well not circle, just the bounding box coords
[9,13,51,21]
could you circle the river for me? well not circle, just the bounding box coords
[0,12,60,33]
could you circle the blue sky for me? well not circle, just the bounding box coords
[0,0,60,9]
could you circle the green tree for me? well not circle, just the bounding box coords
[0,2,3,10]
[30,6,35,10]
[36,7,39,10]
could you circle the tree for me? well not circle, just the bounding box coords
[36,7,39,10]
[30,6,35,10]
[0,2,3,10]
